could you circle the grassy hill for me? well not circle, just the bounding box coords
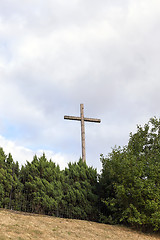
[0,209,160,240]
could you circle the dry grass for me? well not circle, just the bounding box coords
[0,209,160,240]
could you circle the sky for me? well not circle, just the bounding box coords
[0,0,160,172]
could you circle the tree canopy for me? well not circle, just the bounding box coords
[0,150,99,222]
[99,117,160,231]
[1,117,160,232]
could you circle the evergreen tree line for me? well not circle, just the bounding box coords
[0,151,99,221]
[1,117,160,231]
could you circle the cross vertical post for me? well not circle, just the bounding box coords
[64,104,101,162]
[80,104,86,162]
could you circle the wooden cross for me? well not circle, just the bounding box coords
[64,104,101,162]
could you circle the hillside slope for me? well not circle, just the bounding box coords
[0,209,159,240]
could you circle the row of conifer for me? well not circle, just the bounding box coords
[1,117,160,231]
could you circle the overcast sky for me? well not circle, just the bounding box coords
[0,0,160,171]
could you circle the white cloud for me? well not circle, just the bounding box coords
[0,135,75,169]
[0,0,160,170]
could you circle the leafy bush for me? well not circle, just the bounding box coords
[99,117,160,231]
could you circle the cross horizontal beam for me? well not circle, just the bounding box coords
[64,104,101,162]
[64,115,101,123]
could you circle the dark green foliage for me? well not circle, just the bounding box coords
[99,117,160,231]
[0,149,21,210]
[0,149,99,222]
[61,159,99,221]
[20,157,99,221]
[20,153,62,214]
[1,117,160,232]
